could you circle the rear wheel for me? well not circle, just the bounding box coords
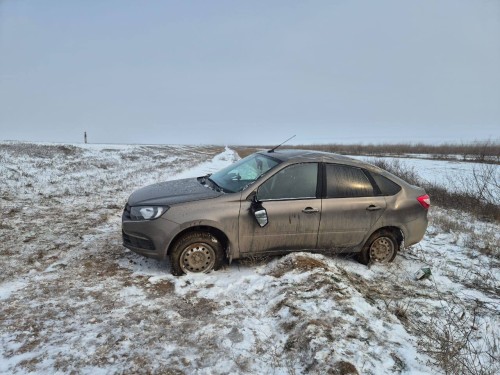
[169,232,224,276]
[358,230,399,265]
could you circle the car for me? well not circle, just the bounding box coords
[122,149,430,275]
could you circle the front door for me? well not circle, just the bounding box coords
[239,163,321,254]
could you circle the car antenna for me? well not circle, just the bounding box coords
[268,135,296,153]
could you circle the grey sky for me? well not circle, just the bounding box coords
[1,0,499,145]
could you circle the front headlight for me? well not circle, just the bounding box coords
[130,206,169,220]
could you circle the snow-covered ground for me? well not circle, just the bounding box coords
[1,142,498,374]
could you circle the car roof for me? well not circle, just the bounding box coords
[258,148,368,167]
[256,148,413,187]
[254,148,417,189]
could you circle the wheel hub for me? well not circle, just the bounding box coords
[369,237,395,263]
[180,243,215,273]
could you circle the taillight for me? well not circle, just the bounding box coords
[417,194,430,209]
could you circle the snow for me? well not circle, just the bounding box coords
[1,142,499,374]
[0,280,27,301]
[170,146,239,180]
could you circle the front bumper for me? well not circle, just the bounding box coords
[122,208,180,260]
[122,230,160,259]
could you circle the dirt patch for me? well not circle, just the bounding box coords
[174,297,217,319]
[148,280,175,295]
[331,361,359,375]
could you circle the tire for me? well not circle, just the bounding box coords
[357,230,399,265]
[169,232,224,276]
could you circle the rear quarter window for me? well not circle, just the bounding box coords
[371,173,402,196]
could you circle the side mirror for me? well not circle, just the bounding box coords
[253,208,268,227]
[250,199,268,227]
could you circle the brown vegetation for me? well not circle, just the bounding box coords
[233,139,500,164]
[267,254,328,278]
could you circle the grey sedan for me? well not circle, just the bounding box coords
[122,149,430,275]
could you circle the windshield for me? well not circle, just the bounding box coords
[209,153,281,193]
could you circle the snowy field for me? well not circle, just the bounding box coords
[0,142,499,374]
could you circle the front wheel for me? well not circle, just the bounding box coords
[358,230,399,265]
[169,232,224,276]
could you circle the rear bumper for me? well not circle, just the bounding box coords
[402,214,429,247]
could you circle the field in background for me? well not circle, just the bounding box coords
[0,142,499,374]
[233,140,500,163]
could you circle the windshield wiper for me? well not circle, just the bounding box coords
[198,175,209,186]
[207,177,223,192]
[207,177,233,193]
[198,175,220,191]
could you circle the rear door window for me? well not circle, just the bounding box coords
[326,164,375,198]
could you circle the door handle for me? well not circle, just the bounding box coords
[366,205,382,211]
[302,207,319,213]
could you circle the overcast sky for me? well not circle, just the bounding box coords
[1,0,499,145]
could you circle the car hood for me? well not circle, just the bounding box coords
[127,177,222,206]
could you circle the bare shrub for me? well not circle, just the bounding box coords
[431,213,471,233]
[412,296,499,375]
[450,163,500,207]
[368,158,422,185]
[463,229,500,259]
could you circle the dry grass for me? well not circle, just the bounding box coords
[430,209,500,262]
[393,302,410,322]
[411,296,499,375]
[237,254,274,267]
[267,255,328,278]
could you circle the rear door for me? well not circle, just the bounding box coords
[239,163,321,254]
[318,164,386,249]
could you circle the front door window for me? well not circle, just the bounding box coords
[258,163,318,200]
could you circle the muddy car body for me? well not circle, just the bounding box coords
[122,149,430,275]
